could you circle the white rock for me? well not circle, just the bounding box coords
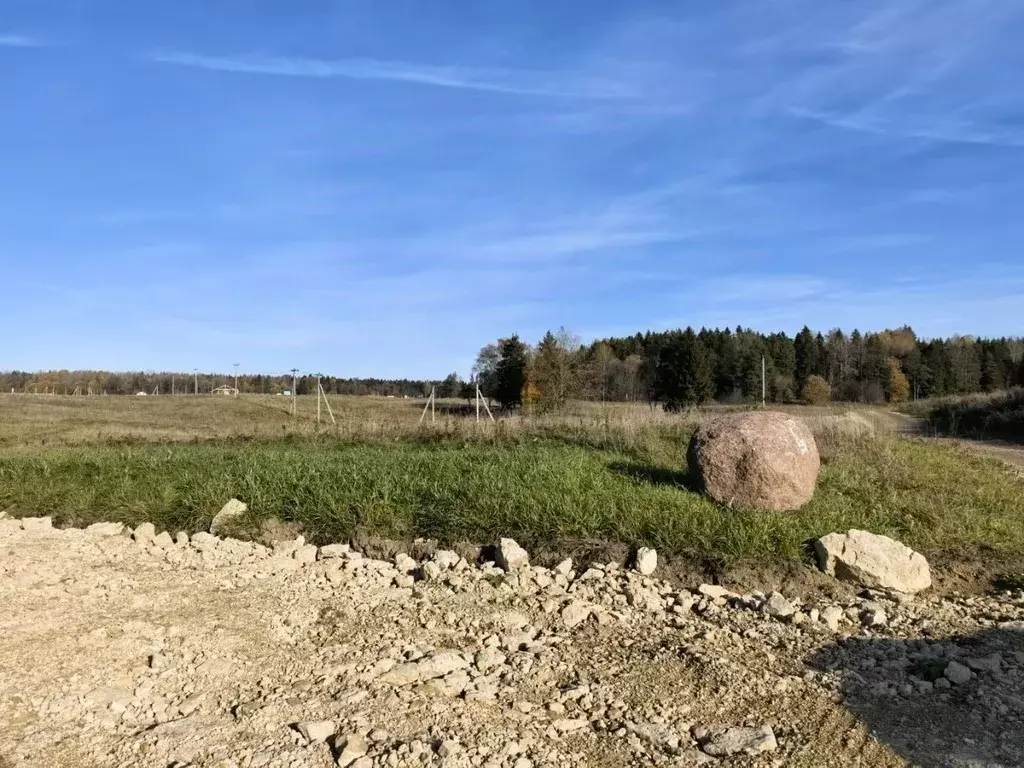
[763,592,796,619]
[433,550,461,569]
[821,606,844,632]
[694,725,777,757]
[861,607,887,628]
[190,531,218,552]
[85,522,124,537]
[421,561,443,581]
[20,516,53,531]
[437,740,460,757]
[697,584,734,600]
[152,531,174,550]
[552,718,588,733]
[553,558,573,576]
[815,530,931,593]
[210,498,247,535]
[319,543,350,559]
[474,648,507,673]
[394,553,418,572]
[944,660,972,685]
[293,544,318,564]
[561,601,593,629]
[634,547,657,576]
[296,720,335,743]
[133,522,156,543]
[336,734,369,767]
[378,652,469,685]
[495,538,529,571]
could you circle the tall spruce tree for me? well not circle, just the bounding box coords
[794,326,817,394]
[654,328,714,410]
[494,336,529,409]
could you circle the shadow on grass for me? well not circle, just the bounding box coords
[807,626,1024,767]
[608,461,702,493]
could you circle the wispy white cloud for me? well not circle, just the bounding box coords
[790,107,1024,149]
[148,51,629,99]
[0,33,45,48]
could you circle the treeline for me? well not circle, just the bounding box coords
[0,370,435,398]
[472,327,1024,410]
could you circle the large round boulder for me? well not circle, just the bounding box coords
[688,411,820,510]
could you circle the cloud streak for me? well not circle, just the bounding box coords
[790,107,1024,149]
[0,34,45,48]
[148,51,628,99]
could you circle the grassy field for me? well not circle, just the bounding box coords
[1,393,1021,568]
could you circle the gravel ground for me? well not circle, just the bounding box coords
[2,512,1023,768]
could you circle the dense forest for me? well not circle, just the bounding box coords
[3,326,1022,409]
[471,326,1024,411]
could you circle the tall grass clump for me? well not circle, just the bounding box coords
[914,389,1024,442]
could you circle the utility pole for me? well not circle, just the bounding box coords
[233,362,240,397]
[761,356,766,407]
[290,368,299,417]
[171,373,175,396]
[316,374,322,424]
[194,368,199,395]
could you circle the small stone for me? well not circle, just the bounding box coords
[474,648,507,673]
[152,531,174,550]
[763,592,796,619]
[210,498,247,535]
[697,584,733,600]
[944,661,972,685]
[319,543,350,559]
[495,538,530,571]
[553,558,573,576]
[437,740,460,757]
[694,725,777,757]
[821,606,843,631]
[293,544,318,564]
[634,547,657,576]
[295,720,335,743]
[420,561,443,581]
[433,550,460,569]
[20,516,53,531]
[561,601,592,629]
[335,734,369,767]
[379,652,469,685]
[86,522,124,537]
[174,531,189,547]
[394,553,418,572]
[552,718,588,733]
[133,522,156,543]
[861,608,887,628]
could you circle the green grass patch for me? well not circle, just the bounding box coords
[2,432,1022,564]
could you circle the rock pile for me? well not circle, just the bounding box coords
[2,518,1023,768]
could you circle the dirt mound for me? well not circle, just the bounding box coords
[688,411,820,510]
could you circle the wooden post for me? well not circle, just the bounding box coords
[419,387,436,425]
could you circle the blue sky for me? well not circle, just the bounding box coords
[2,1,1023,378]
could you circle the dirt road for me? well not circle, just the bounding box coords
[2,515,1023,767]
